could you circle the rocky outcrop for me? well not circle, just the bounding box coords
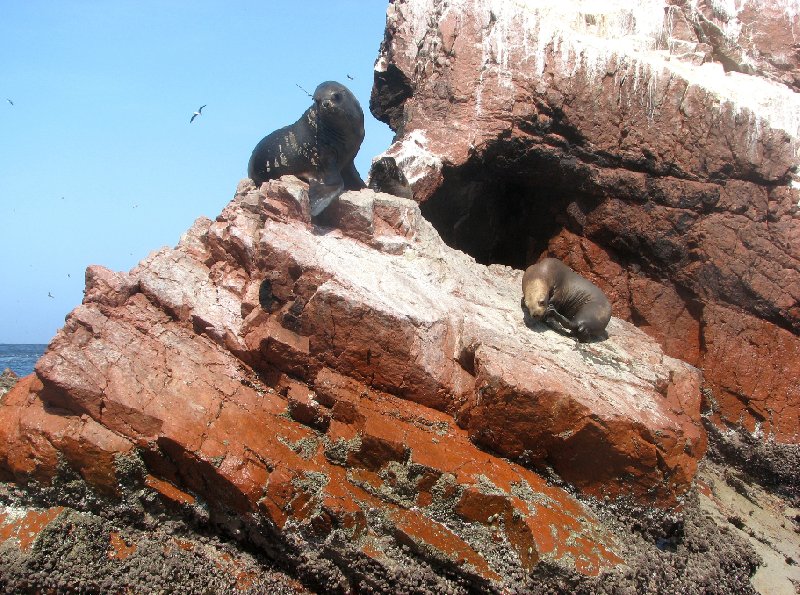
[0,369,17,399]
[0,178,710,591]
[371,0,800,443]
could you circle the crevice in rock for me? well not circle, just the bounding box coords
[258,279,275,311]
[422,172,542,269]
[456,343,477,377]
[420,140,602,271]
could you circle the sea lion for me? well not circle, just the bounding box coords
[367,156,413,199]
[248,81,366,216]
[521,257,612,342]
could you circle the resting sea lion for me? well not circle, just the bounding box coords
[521,257,611,342]
[248,81,366,216]
[367,156,413,199]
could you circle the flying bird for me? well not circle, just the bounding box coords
[346,74,354,80]
[189,104,206,123]
[48,292,54,299]
[6,98,13,106]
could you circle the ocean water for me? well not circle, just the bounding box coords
[0,344,47,377]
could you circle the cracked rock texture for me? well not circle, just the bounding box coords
[0,178,711,591]
[371,0,800,444]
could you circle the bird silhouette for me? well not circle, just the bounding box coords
[190,105,206,123]
[6,99,13,106]
[48,292,54,299]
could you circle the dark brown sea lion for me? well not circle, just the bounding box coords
[248,81,366,216]
[367,156,413,199]
[521,257,612,342]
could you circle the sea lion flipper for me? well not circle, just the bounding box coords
[544,315,573,337]
[547,308,577,331]
[547,308,593,341]
[309,177,345,217]
[341,160,366,191]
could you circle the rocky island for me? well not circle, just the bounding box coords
[1,1,797,593]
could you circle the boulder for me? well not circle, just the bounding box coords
[0,178,706,589]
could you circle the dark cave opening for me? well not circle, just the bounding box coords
[420,140,602,271]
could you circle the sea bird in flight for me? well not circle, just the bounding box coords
[189,104,206,123]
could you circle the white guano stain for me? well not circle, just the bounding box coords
[380,130,443,185]
[409,0,800,150]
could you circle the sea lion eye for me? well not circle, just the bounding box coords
[332,92,341,102]
[538,299,546,307]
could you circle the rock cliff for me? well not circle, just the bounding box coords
[0,178,716,591]
[371,0,800,444]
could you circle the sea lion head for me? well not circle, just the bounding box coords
[313,81,364,130]
[368,156,413,199]
[523,277,551,319]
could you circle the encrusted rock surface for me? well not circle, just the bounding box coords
[0,178,713,591]
[0,369,17,399]
[0,499,307,594]
[371,0,800,444]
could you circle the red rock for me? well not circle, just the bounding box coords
[460,341,704,503]
[258,467,296,529]
[0,175,707,587]
[144,474,196,507]
[0,506,65,551]
[455,487,511,525]
[503,511,541,572]
[322,190,376,242]
[702,303,800,440]
[0,376,133,495]
[84,265,137,307]
[347,433,409,472]
[372,0,800,446]
[242,311,314,380]
[108,531,137,560]
[390,507,503,583]
[261,176,312,224]
[286,382,330,432]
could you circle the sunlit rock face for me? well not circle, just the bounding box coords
[0,177,710,590]
[371,0,800,443]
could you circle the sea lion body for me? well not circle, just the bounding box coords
[368,156,413,199]
[248,81,366,216]
[522,257,611,341]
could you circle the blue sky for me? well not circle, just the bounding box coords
[0,1,395,343]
